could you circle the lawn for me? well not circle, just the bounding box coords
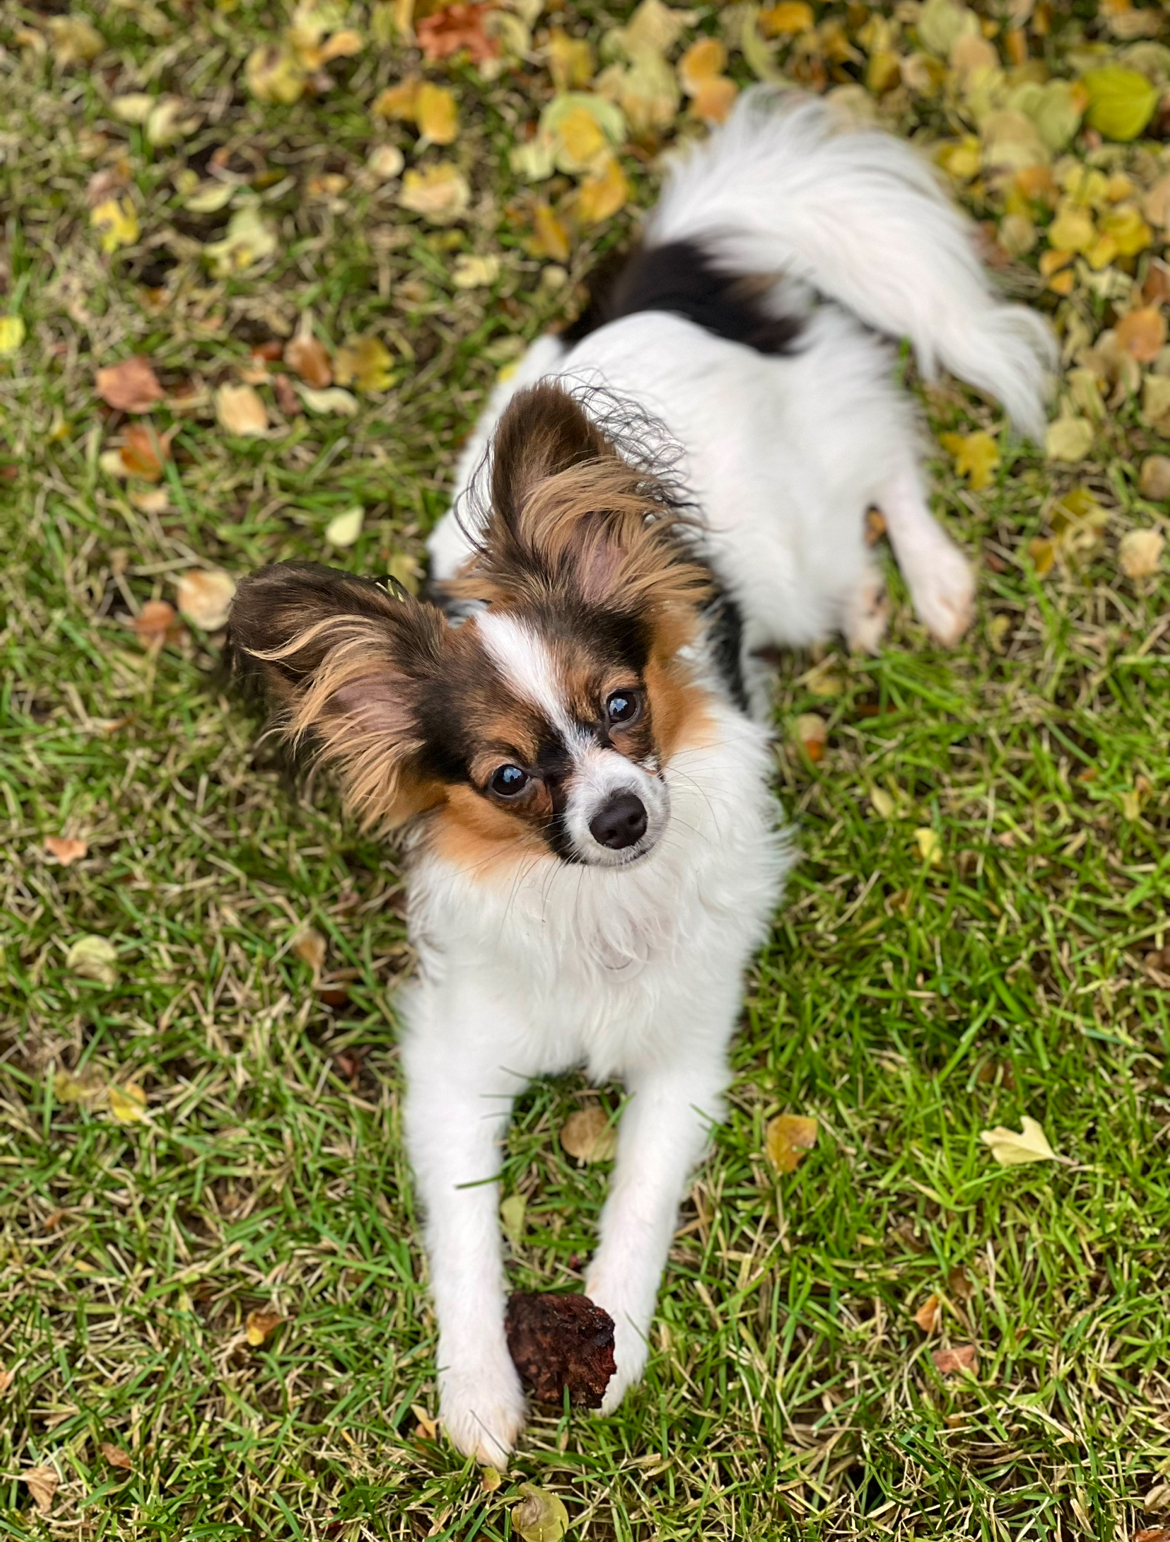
[3,0,1170,1537]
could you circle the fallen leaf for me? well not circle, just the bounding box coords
[940,430,999,491]
[512,1484,570,1542]
[452,252,500,288]
[1135,1530,1170,1542]
[932,1344,978,1375]
[177,569,237,630]
[1044,415,1094,463]
[65,935,119,987]
[284,327,332,388]
[1118,528,1165,578]
[1081,64,1158,142]
[914,827,943,866]
[215,383,268,437]
[679,36,725,92]
[560,1105,617,1163]
[245,1309,284,1346]
[334,335,394,392]
[95,356,164,413]
[500,1192,527,1243]
[574,155,630,224]
[111,92,154,124]
[918,0,978,58]
[21,1465,58,1515]
[792,713,827,763]
[292,925,327,975]
[870,787,895,818]
[979,1114,1061,1166]
[48,14,103,64]
[133,599,183,649]
[245,42,307,104]
[399,163,471,224]
[367,143,406,180]
[325,507,365,547]
[1116,307,1167,363]
[373,77,421,121]
[413,1403,439,1440]
[100,1443,133,1470]
[0,316,26,354]
[548,29,595,90]
[299,385,359,415]
[44,836,87,865]
[91,196,139,253]
[204,207,278,275]
[54,1069,97,1103]
[913,1293,942,1333]
[417,0,499,64]
[1139,455,1170,502]
[1027,535,1056,576]
[0,1367,13,1393]
[689,74,738,124]
[108,1083,147,1124]
[765,1112,819,1174]
[416,82,459,144]
[802,657,844,697]
[482,1466,503,1493]
[120,422,174,481]
[758,0,814,36]
[529,202,571,262]
[1144,375,1170,433]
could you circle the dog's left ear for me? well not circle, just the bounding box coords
[489,382,611,531]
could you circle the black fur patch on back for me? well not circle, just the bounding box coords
[562,238,804,357]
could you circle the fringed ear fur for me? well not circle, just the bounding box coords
[228,563,447,829]
[454,382,711,616]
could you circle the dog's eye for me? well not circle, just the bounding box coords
[490,764,531,798]
[605,690,641,727]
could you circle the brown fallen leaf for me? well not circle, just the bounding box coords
[505,1291,615,1407]
[1119,528,1165,579]
[284,325,332,388]
[412,1403,438,1440]
[1139,455,1170,502]
[133,599,184,650]
[120,422,175,481]
[176,568,236,631]
[0,1367,14,1393]
[560,1105,617,1163]
[1116,306,1168,363]
[292,925,326,975]
[245,1309,284,1346]
[95,356,164,412]
[22,1465,58,1514]
[932,1344,978,1375]
[273,373,300,417]
[215,383,268,437]
[44,835,88,866]
[100,1442,133,1470]
[765,1112,818,1174]
[913,1292,942,1333]
[417,0,499,64]
[1135,1530,1170,1542]
[947,1265,975,1303]
[792,713,827,763]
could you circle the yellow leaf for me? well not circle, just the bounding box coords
[1099,203,1153,257]
[1119,528,1165,578]
[367,143,405,179]
[1047,203,1095,254]
[399,163,471,224]
[940,430,999,491]
[325,506,365,547]
[334,335,395,392]
[689,74,738,124]
[679,36,726,91]
[481,1466,504,1493]
[373,78,420,121]
[917,0,978,58]
[574,155,629,224]
[914,827,943,866]
[215,383,268,437]
[245,1309,284,1346]
[451,253,500,288]
[0,316,25,354]
[560,1105,616,1163]
[204,207,278,275]
[500,1192,526,1242]
[1044,415,1094,463]
[802,657,844,697]
[758,0,814,36]
[48,14,103,64]
[935,137,981,181]
[65,935,119,987]
[1115,306,1166,363]
[111,92,154,124]
[553,103,609,173]
[415,82,458,144]
[511,1484,569,1542]
[529,202,571,262]
[792,713,827,763]
[979,1115,1062,1166]
[54,1069,96,1103]
[547,29,594,90]
[320,28,363,61]
[108,1083,147,1124]
[91,197,139,254]
[765,1113,819,1174]
[245,43,307,104]
[1027,536,1056,576]
[298,385,359,415]
[870,787,895,819]
[1081,65,1158,142]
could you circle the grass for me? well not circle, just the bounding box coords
[3,0,1170,1537]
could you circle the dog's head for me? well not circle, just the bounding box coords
[230,384,713,871]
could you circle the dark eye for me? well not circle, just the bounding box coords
[606,690,641,726]
[489,764,530,798]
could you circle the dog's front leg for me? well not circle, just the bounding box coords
[402,1019,526,1466]
[584,1056,728,1414]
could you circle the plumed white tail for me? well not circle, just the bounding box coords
[648,90,1055,438]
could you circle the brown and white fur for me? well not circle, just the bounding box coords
[230,90,1052,1466]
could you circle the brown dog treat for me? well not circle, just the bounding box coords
[505,1292,616,1408]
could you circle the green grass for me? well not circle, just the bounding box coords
[4,0,1170,1537]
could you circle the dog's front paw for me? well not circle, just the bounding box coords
[439,1358,526,1467]
[912,542,976,647]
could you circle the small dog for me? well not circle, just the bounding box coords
[230,91,1052,1465]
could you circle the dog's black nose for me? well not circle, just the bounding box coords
[589,792,648,850]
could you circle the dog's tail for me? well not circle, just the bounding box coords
[645,89,1055,438]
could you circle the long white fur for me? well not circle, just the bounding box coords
[412,89,1054,1463]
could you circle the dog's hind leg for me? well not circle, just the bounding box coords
[879,464,976,647]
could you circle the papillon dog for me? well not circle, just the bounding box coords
[230,91,1053,1465]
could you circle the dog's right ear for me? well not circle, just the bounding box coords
[228,563,448,828]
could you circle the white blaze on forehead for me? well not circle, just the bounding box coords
[474,610,578,742]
